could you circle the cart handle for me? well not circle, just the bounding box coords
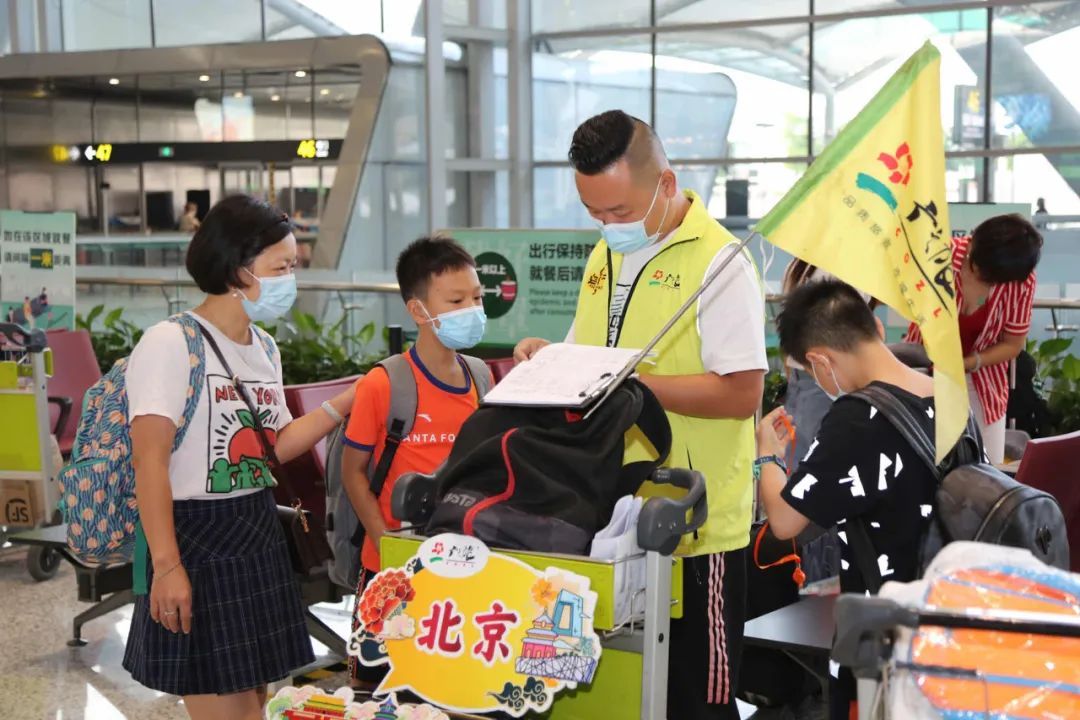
[636,468,708,556]
[0,323,47,353]
[390,469,439,526]
[832,595,917,679]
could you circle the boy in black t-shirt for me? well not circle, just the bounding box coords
[755,280,939,720]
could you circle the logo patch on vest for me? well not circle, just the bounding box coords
[647,269,681,290]
[586,266,607,295]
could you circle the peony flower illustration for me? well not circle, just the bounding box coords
[358,569,416,636]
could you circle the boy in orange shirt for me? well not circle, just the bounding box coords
[343,236,491,685]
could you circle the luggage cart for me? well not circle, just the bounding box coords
[385,466,708,720]
[833,593,1080,720]
[0,323,63,581]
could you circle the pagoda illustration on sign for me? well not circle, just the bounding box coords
[282,693,347,720]
[374,695,399,720]
[516,587,598,683]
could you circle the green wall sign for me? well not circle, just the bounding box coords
[445,229,600,348]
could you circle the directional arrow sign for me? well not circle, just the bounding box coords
[84,145,96,161]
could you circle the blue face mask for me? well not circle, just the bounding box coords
[422,304,487,350]
[594,177,670,255]
[239,269,297,322]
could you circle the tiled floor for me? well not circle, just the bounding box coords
[0,544,353,720]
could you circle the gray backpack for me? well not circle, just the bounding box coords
[847,385,1069,593]
[324,353,493,589]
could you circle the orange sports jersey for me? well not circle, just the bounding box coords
[344,347,490,571]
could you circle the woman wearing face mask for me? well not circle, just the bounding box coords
[122,195,356,720]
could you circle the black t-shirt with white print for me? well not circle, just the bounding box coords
[781,382,938,594]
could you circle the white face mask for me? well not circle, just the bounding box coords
[809,357,848,402]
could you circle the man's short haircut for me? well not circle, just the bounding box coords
[185,194,292,295]
[968,214,1042,285]
[395,236,476,303]
[568,109,667,177]
[778,280,880,365]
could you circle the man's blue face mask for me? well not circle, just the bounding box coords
[594,177,670,255]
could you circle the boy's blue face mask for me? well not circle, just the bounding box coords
[594,177,670,255]
[421,303,487,350]
[239,269,297,322]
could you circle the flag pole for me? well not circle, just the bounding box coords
[584,230,762,419]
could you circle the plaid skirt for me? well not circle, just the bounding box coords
[122,489,315,696]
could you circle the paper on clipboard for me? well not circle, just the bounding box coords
[481,342,645,408]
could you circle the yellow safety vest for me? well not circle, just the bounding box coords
[573,190,759,556]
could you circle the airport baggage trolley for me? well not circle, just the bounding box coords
[0,323,64,581]
[376,466,708,720]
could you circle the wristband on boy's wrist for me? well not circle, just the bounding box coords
[753,454,787,481]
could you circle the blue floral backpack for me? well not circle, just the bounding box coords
[60,314,274,566]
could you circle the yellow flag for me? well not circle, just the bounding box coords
[756,42,965,462]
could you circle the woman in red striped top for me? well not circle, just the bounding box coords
[907,214,1042,464]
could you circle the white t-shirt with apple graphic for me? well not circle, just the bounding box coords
[125,312,293,501]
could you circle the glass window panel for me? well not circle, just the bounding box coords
[493,47,509,160]
[993,153,1080,214]
[532,36,653,162]
[656,28,809,160]
[446,69,470,159]
[380,0,424,39]
[314,67,363,138]
[61,0,151,51]
[369,66,424,162]
[991,5,1080,153]
[3,97,73,146]
[280,0,380,36]
[445,0,506,29]
[659,0,809,25]
[811,10,987,154]
[533,0,650,34]
[384,164,429,260]
[139,72,226,141]
[945,156,985,203]
[532,166,593,229]
[695,161,809,220]
[151,0,262,46]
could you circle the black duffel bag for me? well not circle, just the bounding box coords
[424,379,671,555]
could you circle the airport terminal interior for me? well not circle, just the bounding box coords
[1,1,1079,719]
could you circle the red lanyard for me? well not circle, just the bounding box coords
[754,413,806,589]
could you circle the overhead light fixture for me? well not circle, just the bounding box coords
[271,94,281,102]
[108,78,120,86]
[294,70,307,78]
[233,91,244,98]
[198,74,211,82]
[319,88,329,96]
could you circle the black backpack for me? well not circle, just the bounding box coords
[1007,350,1054,438]
[423,379,672,555]
[847,385,1069,592]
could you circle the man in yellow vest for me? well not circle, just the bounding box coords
[515,110,766,718]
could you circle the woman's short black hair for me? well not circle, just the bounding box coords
[778,280,880,365]
[185,195,292,295]
[968,214,1043,285]
[396,236,476,302]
